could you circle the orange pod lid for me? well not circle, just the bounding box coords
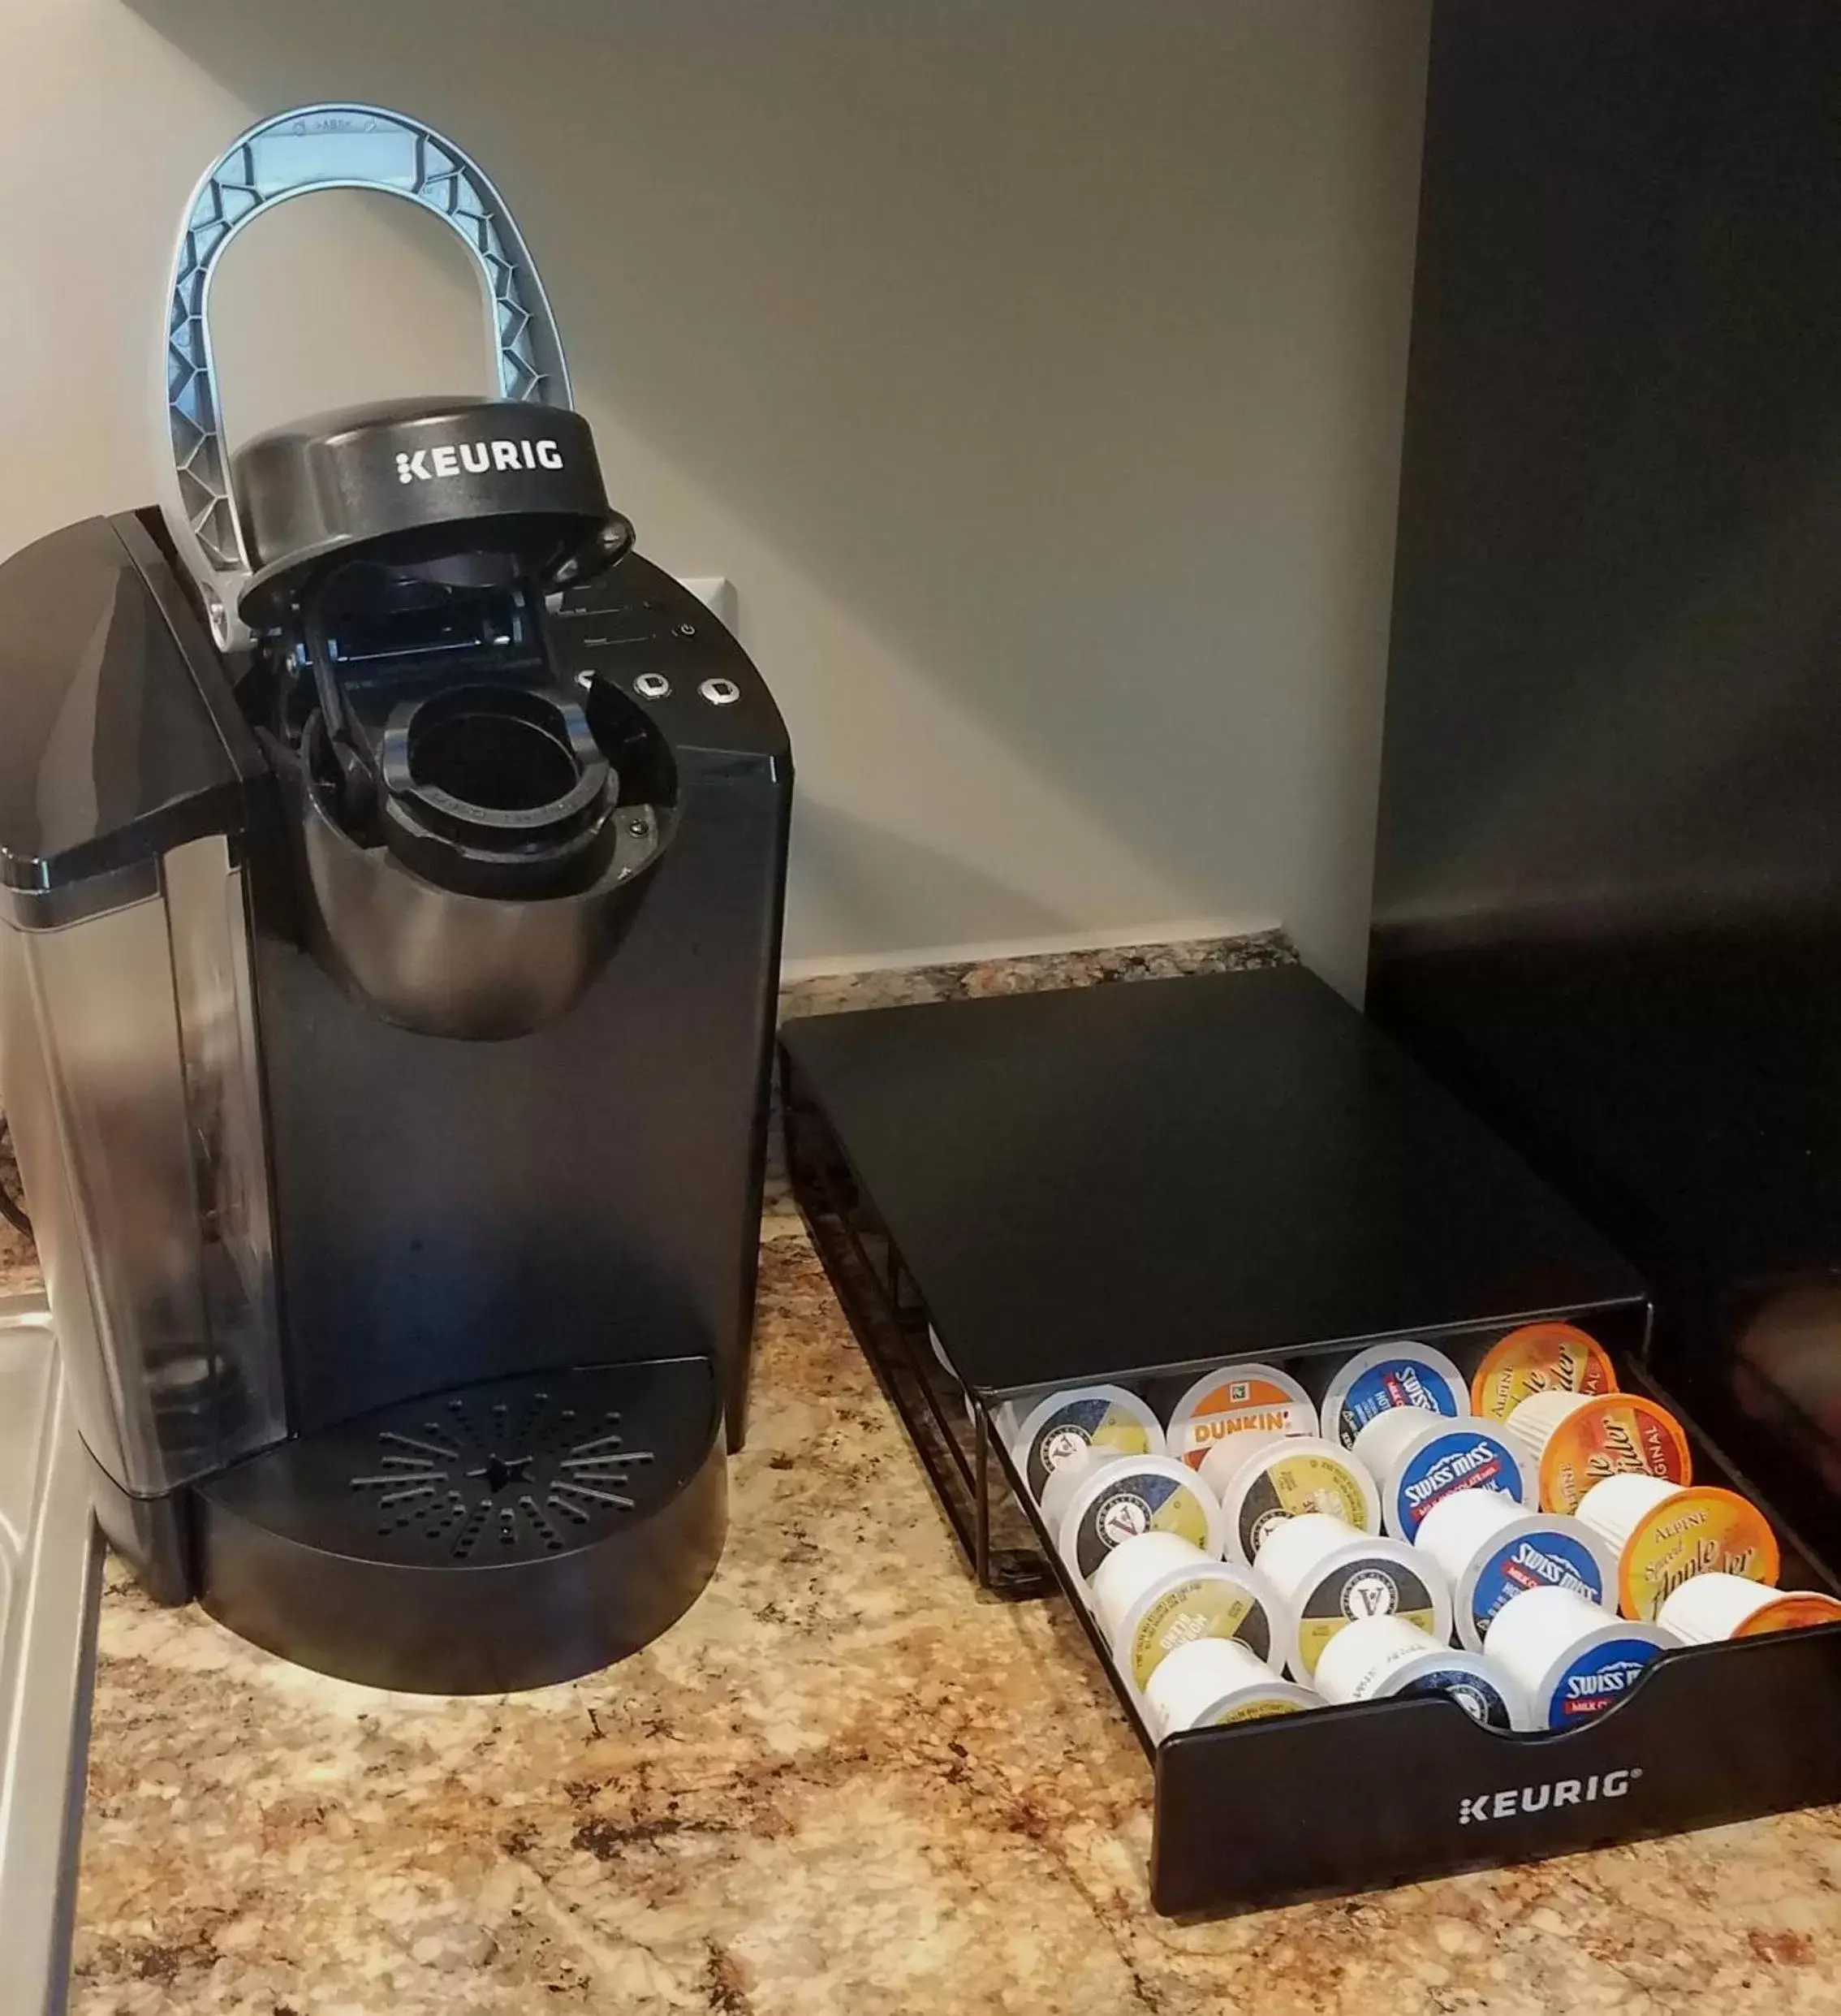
[1618,1487,1780,1621]
[1733,1592,1841,1636]
[1540,1393,1692,1513]
[1471,1323,1619,1422]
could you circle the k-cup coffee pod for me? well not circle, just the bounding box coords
[1415,1488,1616,1652]
[1470,1323,1619,1422]
[1504,1390,1692,1513]
[1090,1531,1210,1639]
[1319,1341,1467,1449]
[1038,1444,1106,1535]
[1166,1362,1316,1470]
[1312,1612,1525,1730]
[1575,1475,1779,1621]
[1201,1430,1382,1564]
[1012,1385,1164,1502]
[1141,1635,1320,1738]
[1110,1552,1285,1692]
[1256,1512,1453,1680]
[1196,1426,1290,1496]
[1351,1409,1530,1540]
[1656,1572,1841,1643]
[1057,1454,1227,1589]
[1484,1583,1672,1729]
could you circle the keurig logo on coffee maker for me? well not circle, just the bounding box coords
[395,437,567,482]
[0,105,793,1692]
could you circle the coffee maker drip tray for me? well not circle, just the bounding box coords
[191,1359,725,1693]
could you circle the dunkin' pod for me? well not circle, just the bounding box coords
[1089,1531,1285,1690]
[1319,1342,1467,1448]
[1012,1385,1164,1503]
[1312,1613,1525,1729]
[1256,1513,1453,1681]
[1142,1636,1319,1737]
[1656,1573,1841,1642]
[1414,1489,1616,1652]
[1166,1364,1315,1470]
[1484,1585,1673,1729]
[1470,1323,1618,1421]
[1350,1409,1530,1540]
[1056,1455,1226,1589]
[1575,1475,1779,1621]
[1503,1391,1692,1514]
[1198,1430,1381,1565]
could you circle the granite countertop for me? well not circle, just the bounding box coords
[54,938,1841,2014]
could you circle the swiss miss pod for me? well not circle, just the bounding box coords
[981,1323,1841,1918]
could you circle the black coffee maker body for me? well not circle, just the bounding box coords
[0,108,791,1691]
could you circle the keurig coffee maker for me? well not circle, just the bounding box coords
[0,107,791,1691]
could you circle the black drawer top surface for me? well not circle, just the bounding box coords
[782,965,1645,1392]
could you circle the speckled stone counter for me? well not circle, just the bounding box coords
[63,935,1841,2014]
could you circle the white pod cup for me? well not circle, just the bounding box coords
[1038,1444,1106,1535]
[1483,1584,1672,1729]
[1202,1432,1382,1565]
[1656,1573,1841,1643]
[1312,1612,1526,1730]
[1255,1512,1453,1680]
[1196,1427,1291,1498]
[1318,1341,1467,1448]
[1011,1384,1164,1502]
[1576,1474,1779,1620]
[1110,1555,1287,1691]
[1166,1363,1316,1469]
[1415,1488,1616,1652]
[1089,1530,1209,1640]
[1351,1409,1531,1540]
[1056,1455,1227,1588]
[1501,1389,1593,1483]
[1573,1473,1679,1552]
[1141,1636,1319,1738]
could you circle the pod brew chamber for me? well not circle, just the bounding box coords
[0,109,791,1690]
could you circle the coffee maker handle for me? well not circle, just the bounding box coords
[157,102,574,650]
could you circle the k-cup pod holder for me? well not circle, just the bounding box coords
[786,1059,1841,1918]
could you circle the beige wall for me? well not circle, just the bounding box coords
[2,0,1429,992]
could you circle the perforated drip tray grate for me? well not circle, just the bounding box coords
[205,1361,707,1567]
[347,1377,668,1566]
[193,1357,726,1693]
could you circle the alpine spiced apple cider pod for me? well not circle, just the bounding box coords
[1504,1391,1692,1514]
[1575,1476,1779,1621]
[1657,1572,1841,1643]
[1470,1323,1618,1422]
